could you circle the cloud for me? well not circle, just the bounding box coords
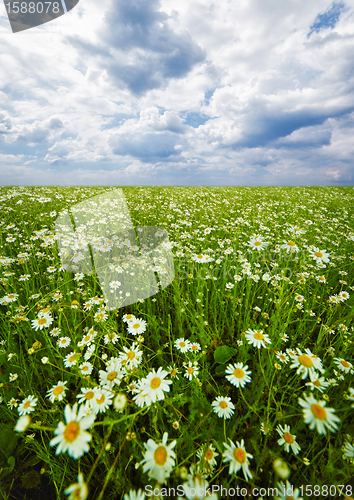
[308,1,346,37]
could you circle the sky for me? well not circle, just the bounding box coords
[0,0,354,186]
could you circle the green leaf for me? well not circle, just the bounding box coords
[0,424,18,464]
[215,363,227,376]
[214,346,237,364]
[7,456,15,473]
[21,470,41,489]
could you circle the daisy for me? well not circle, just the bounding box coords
[276,424,301,455]
[91,388,113,414]
[276,351,289,363]
[109,280,121,290]
[122,313,136,324]
[64,352,79,368]
[76,387,97,410]
[114,393,128,412]
[211,396,235,419]
[124,490,145,500]
[308,247,330,265]
[298,394,340,435]
[104,332,120,345]
[64,472,88,500]
[18,395,38,416]
[7,397,19,409]
[305,372,331,393]
[315,275,326,284]
[275,481,304,500]
[58,337,71,348]
[141,367,172,404]
[245,329,271,349]
[141,432,176,483]
[190,342,201,353]
[79,362,94,376]
[132,379,153,408]
[342,441,354,460]
[99,360,124,390]
[181,476,218,500]
[175,338,192,353]
[338,291,350,301]
[50,327,61,337]
[15,415,31,433]
[31,315,54,331]
[222,438,253,480]
[225,362,252,388]
[248,235,269,251]
[119,343,143,370]
[167,364,180,380]
[78,331,97,347]
[127,318,147,336]
[281,240,299,253]
[49,403,96,459]
[334,358,353,374]
[289,348,324,379]
[184,361,199,381]
[196,443,219,475]
[47,381,68,404]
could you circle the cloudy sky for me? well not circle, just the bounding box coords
[1,0,354,186]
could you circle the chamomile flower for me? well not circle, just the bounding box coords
[127,318,147,336]
[58,337,71,348]
[248,235,269,251]
[141,432,176,483]
[305,372,330,393]
[47,381,68,404]
[308,247,330,265]
[31,315,54,331]
[245,328,271,349]
[15,414,31,433]
[50,327,61,337]
[184,361,199,381]
[298,394,340,435]
[104,332,120,345]
[122,313,136,324]
[190,342,201,353]
[281,240,299,253]
[180,476,218,500]
[275,481,303,500]
[225,362,252,388]
[124,490,145,500]
[64,352,79,367]
[334,358,354,374]
[119,343,143,370]
[18,395,38,416]
[99,360,124,389]
[79,362,94,376]
[49,403,96,459]
[78,331,97,347]
[132,379,153,408]
[222,438,253,480]
[196,443,219,475]
[289,348,324,380]
[141,367,172,404]
[76,387,97,410]
[64,473,88,500]
[211,396,235,419]
[91,387,113,414]
[276,424,301,455]
[175,338,192,353]
[342,441,354,460]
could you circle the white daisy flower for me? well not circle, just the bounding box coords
[247,235,269,251]
[211,396,235,419]
[64,472,88,500]
[76,387,97,410]
[119,343,143,370]
[124,490,145,500]
[289,348,324,380]
[31,315,54,331]
[141,367,172,404]
[99,360,124,390]
[245,329,271,349]
[79,362,94,376]
[222,438,253,480]
[225,362,252,388]
[276,424,301,455]
[141,432,176,484]
[58,337,71,348]
[18,395,38,416]
[91,387,113,414]
[127,318,147,336]
[49,403,96,459]
[47,381,68,403]
[334,357,353,374]
[298,394,340,435]
[184,361,199,381]
[175,338,192,353]
[281,240,299,253]
[15,415,31,432]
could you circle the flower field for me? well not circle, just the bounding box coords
[0,185,354,500]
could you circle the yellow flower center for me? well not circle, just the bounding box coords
[150,377,161,389]
[61,339,67,344]
[192,345,198,351]
[69,355,76,363]
[205,449,213,460]
[82,366,89,371]
[171,369,177,376]
[341,360,350,368]
[283,432,294,444]
[219,401,227,409]
[64,421,80,442]
[84,335,90,342]
[254,332,264,340]
[127,351,135,360]
[233,368,245,378]
[53,386,64,396]
[315,251,323,258]
[187,367,194,374]
[126,314,132,319]
[298,355,314,368]
[23,401,31,409]
[85,391,95,400]
[287,241,295,246]
[198,254,203,259]
[107,371,117,381]
[96,395,105,404]
[38,318,47,325]
[254,241,262,246]
[311,403,327,420]
[286,497,295,500]
[179,342,186,348]
[314,380,321,387]
[154,446,167,465]
[132,323,140,329]
[233,448,246,463]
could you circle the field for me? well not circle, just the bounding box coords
[0,185,353,500]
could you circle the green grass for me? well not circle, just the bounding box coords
[0,185,353,499]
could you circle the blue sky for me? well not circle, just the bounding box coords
[0,0,354,186]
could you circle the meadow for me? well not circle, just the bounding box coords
[0,185,353,500]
